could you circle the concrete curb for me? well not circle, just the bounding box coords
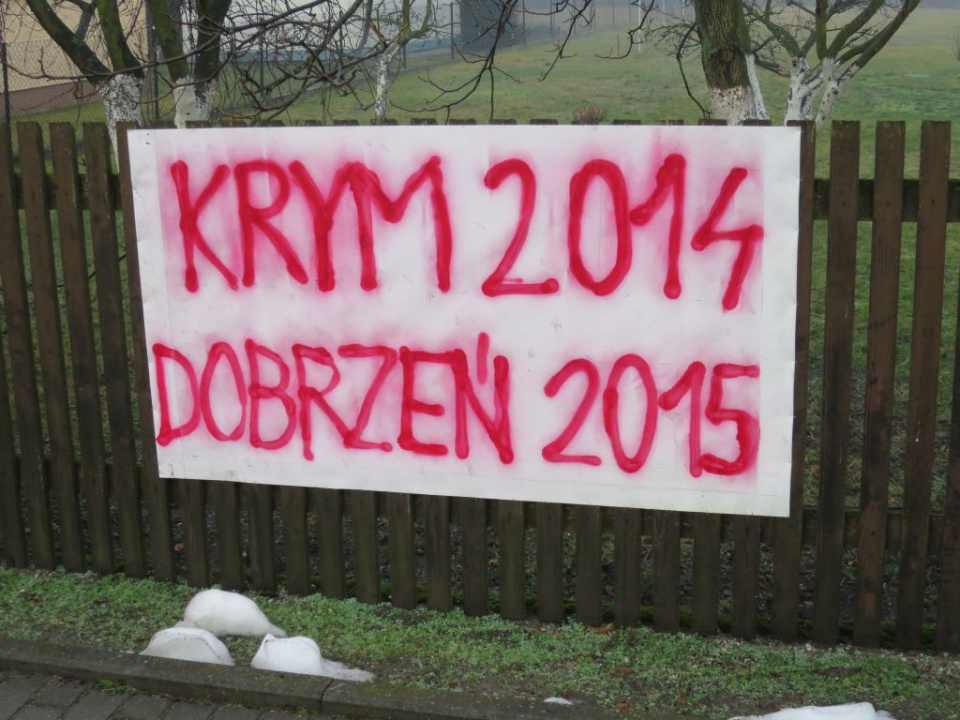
[0,637,621,719]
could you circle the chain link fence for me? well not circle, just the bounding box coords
[0,0,640,130]
[0,38,106,127]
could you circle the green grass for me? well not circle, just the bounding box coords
[1,568,957,719]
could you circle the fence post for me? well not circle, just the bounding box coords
[449,3,455,60]
[521,0,527,46]
[1,41,11,127]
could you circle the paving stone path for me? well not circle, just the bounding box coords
[0,672,359,720]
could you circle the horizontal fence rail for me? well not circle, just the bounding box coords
[0,119,958,654]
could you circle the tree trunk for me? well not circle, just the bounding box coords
[174,76,215,127]
[375,41,401,123]
[814,59,855,128]
[692,0,763,125]
[99,73,144,152]
[784,58,817,123]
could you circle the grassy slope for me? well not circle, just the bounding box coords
[1,568,958,720]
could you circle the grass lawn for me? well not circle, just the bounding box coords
[1,568,958,720]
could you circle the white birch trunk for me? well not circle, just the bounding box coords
[709,86,752,125]
[709,54,767,126]
[745,53,769,121]
[100,73,144,154]
[815,62,857,128]
[174,75,215,127]
[784,58,817,123]
[375,41,401,123]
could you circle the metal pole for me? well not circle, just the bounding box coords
[1,41,10,127]
[449,3,455,60]
[522,0,527,46]
[259,0,266,91]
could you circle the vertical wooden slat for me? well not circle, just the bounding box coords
[731,516,760,638]
[314,488,346,599]
[387,493,416,609]
[214,482,244,590]
[812,121,860,645]
[51,122,112,574]
[281,486,311,595]
[351,490,380,603]
[424,495,451,610]
[575,506,602,626]
[536,502,564,624]
[772,121,816,642]
[117,124,175,581]
[178,480,208,587]
[498,500,526,619]
[897,122,951,650]
[651,510,680,632]
[853,122,905,647]
[245,484,276,593]
[692,117,727,638]
[461,497,488,616]
[691,514,721,635]
[18,123,83,571]
[0,327,25,567]
[86,123,145,578]
[0,125,51,568]
[939,282,960,650]
[728,117,769,641]
[614,508,643,627]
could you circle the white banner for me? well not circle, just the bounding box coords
[130,125,799,516]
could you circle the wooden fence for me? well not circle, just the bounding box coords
[0,120,958,654]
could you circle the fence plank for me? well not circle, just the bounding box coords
[0,328,25,567]
[853,122,905,647]
[575,506,602,626]
[424,495,451,610]
[498,500,526,620]
[351,490,380,603]
[387,493,416,609]
[86,123,146,578]
[245,484,277,594]
[178,480,209,587]
[937,298,960,652]
[940,283,960,650]
[1,126,52,568]
[897,122,951,650]
[652,510,680,632]
[812,121,861,645]
[614,508,643,627]
[282,487,311,595]
[214,482,244,591]
[536,503,564,624]
[461,497,488,616]
[729,118,769,639]
[691,513,720,635]
[772,121,816,642]
[314,489,345,599]
[18,123,83,571]
[117,124,175,582]
[50,123,113,574]
[731,517,760,638]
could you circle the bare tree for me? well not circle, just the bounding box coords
[747,0,920,124]
[371,1,436,122]
[643,0,921,125]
